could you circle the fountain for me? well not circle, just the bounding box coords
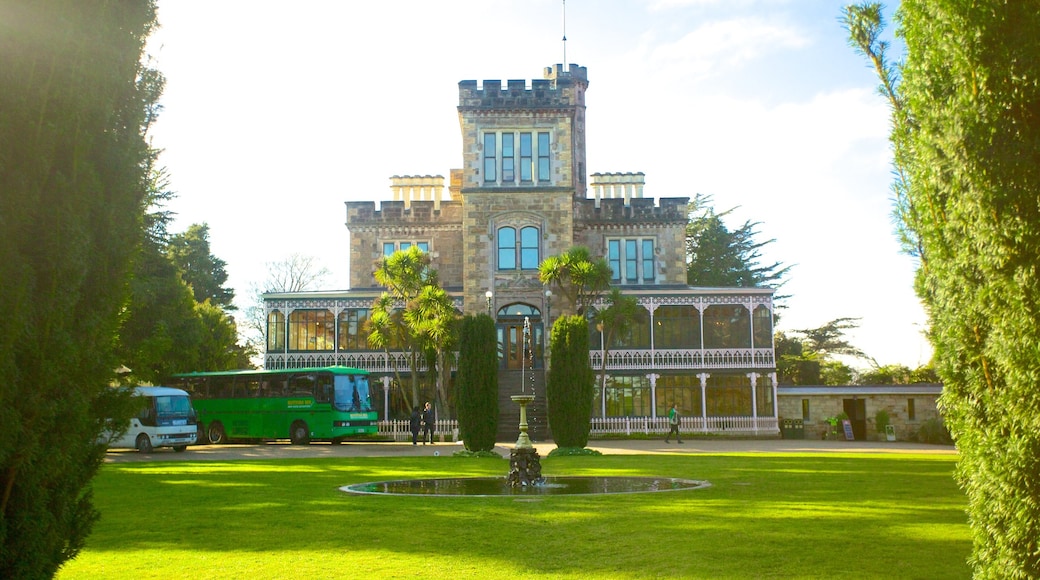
[507,316,543,487]
[341,319,713,497]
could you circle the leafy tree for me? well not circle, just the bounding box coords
[686,194,791,295]
[167,223,235,310]
[368,246,457,410]
[0,1,160,576]
[845,3,1040,575]
[775,319,864,385]
[243,253,331,358]
[546,315,595,448]
[118,172,246,381]
[455,314,499,451]
[539,246,612,316]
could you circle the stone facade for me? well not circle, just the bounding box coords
[777,385,942,441]
[267,63,780,435]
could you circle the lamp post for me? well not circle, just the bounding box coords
[485,290,493,316]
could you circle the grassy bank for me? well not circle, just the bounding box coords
[58,452,968,579]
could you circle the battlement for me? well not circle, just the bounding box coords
[459,63,588,109]
[575,196,690,224]
[345,199,463,227]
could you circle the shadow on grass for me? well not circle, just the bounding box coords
[83,454,970,578]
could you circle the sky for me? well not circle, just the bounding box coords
[145,0,932,369]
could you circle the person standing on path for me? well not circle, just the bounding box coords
[665,403,683,444]
[422,401,435,444]
[409,405,422,445]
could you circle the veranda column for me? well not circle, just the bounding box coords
[381,376,392,423]
[748,372,759,434]
[697,372,709,433]
[647,372,659,419]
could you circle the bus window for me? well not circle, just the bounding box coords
[237,377,260,398]
[213,377,234,398]
[290,374,316,396]
[315,374,332,403]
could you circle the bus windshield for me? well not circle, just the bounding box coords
[333,375,371,412]
[154,395,194,426]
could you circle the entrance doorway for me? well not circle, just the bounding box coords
[842,398,867,441]
[495,303,543,370]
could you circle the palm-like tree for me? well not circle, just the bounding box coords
[538,246,612,316]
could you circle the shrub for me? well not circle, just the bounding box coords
[455,314,498,452]
[913,418,952,446]
[546,315,595,448]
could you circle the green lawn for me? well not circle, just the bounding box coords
[57,452,969,579]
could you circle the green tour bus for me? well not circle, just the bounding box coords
[172,366,377,445]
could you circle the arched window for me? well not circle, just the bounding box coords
[267,310,285,351]
[497,225,540,270]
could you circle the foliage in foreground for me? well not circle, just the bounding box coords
[844,2,1040,576]
[546,315,595,448]
[455,314,498,452]
[0,1,159,576]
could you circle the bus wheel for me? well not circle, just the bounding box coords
[207,422,227,445]
[173,445,188,452]
[331,437,343,445]
[135,433,153,454]
[290,421,310,445]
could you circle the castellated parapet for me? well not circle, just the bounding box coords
[458,63,588,110]
[345,198,464,289]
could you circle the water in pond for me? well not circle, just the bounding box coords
[341,476,710,497]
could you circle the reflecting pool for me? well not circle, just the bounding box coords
[342,476,710,497]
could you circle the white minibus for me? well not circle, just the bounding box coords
[108,386,198,453]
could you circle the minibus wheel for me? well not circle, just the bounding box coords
[135,433,153,454]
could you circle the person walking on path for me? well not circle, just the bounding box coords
[421,401,435,444]
[665,404,683,444]
[409,405,422,445]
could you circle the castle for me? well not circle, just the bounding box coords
[263,64,778,439]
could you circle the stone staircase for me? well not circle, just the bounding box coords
[496,369,551,443]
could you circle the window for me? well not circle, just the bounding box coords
[655,305,701,349]
[538,132,550,181]
[382,241,429,256]
[501,133,514,182]
[520,133,532,182]
[483,133,496,183]
[481,131,551,186]
[607,238,656,283]
[267,310,285,351]
[288,309,335,351]
[337,309,370,351]
[802,398,810,421]
[908,398,916,421]
[497,226,540,270]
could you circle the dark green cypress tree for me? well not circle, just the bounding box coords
[845,2,1040,575]
[455,315,498,452]
[546,315,595,448]
[0,1,159,575]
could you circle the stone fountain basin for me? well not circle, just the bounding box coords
[341,476,710,497]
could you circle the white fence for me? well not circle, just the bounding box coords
[378,419,459,442]
[590,416,779,437]
[378,416,779,441]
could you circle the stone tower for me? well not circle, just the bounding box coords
[457,64,589,319]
